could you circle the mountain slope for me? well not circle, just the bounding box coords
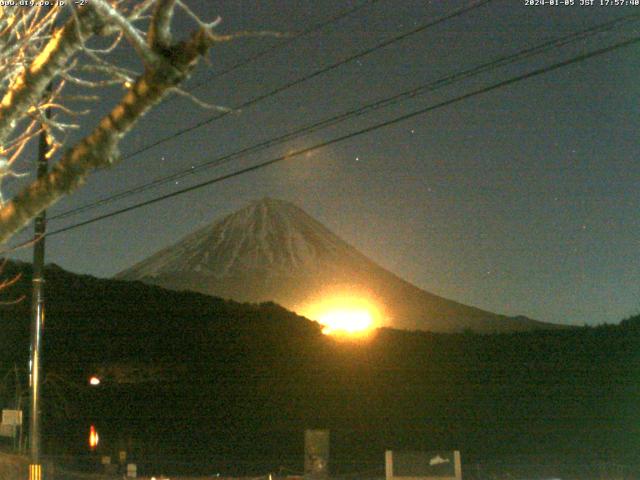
[117,198,557,333]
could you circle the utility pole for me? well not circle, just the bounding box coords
[29,94,51,480]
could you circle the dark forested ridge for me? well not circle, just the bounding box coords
[0,261,638,476]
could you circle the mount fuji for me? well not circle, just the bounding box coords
[116,198,557,333]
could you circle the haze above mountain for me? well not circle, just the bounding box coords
[117,198,557,333]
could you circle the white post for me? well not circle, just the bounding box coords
[385,450,394,480]
[453,451,462,480]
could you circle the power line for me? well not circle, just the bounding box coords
[188,0,382,90]
[119,0,494,160]
[50,13,640,221]
[153,1,383,107]
[46,35,640,238]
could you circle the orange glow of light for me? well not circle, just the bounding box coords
[319,308,373,335]
[297,292,382,338]
[89,376,100,386]
[89,425,99,449]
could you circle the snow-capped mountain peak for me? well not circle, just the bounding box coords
[117,198,557,333]
[119,198,367,281]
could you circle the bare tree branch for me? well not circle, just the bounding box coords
[169,86,232,112]
[0,2,276,245]
[148,0,177,50]
[90,0,159,66]
[0,12,218,243]
[0,7,102,145]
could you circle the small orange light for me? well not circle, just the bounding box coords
[89,425,99,449]
[89,376,100,386]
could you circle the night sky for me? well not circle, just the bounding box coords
[7,0,640,326]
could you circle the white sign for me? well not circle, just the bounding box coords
[385,450,462,480]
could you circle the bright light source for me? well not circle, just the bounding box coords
[89,376,100,386]
[296,290,383,338]
[320,309,373,335]
[89,425,99,450]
